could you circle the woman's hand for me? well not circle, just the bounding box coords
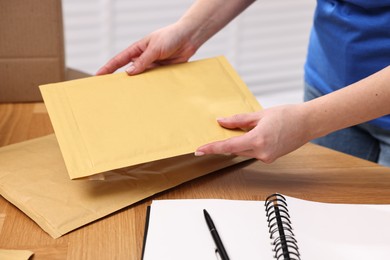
[195,104,312,163]
[96,23,198,76]
[96,0,255,76]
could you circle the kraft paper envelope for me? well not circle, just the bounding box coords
[0,135,249,238]
[0,249,33,260]
[39,56,262,179]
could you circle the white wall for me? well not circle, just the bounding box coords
[62,0,315,108]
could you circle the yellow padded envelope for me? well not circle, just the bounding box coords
[40,56,262,179]
[0,135,249,238]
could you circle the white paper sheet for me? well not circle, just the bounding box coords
[142,199,273,260]
[288,197,390,260]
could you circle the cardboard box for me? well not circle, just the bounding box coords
[0,0,89,103]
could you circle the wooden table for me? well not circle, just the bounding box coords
[1,103,390,260]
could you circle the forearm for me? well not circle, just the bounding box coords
[303,66,390,139]
[177,0,255,49]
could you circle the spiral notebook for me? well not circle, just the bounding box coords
[141,194,390,260]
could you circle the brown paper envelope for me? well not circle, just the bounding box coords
[39,56,261,179]
[0,135,249,238]
[0,249,33,260]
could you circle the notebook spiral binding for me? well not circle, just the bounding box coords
[265,194,301,260]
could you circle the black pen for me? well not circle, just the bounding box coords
[203,209,230,260]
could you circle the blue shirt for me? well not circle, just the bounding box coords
[304,0,390,129]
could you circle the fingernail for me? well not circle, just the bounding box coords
[194,151,205,156]
[217,117,226,122]
[126,65,135,74]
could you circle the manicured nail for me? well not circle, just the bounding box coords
[126,65,135,74]
[194,151,205,156]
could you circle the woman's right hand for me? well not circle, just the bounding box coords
[96,22,198,76]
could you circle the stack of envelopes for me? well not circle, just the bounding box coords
[0,56,262,238]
